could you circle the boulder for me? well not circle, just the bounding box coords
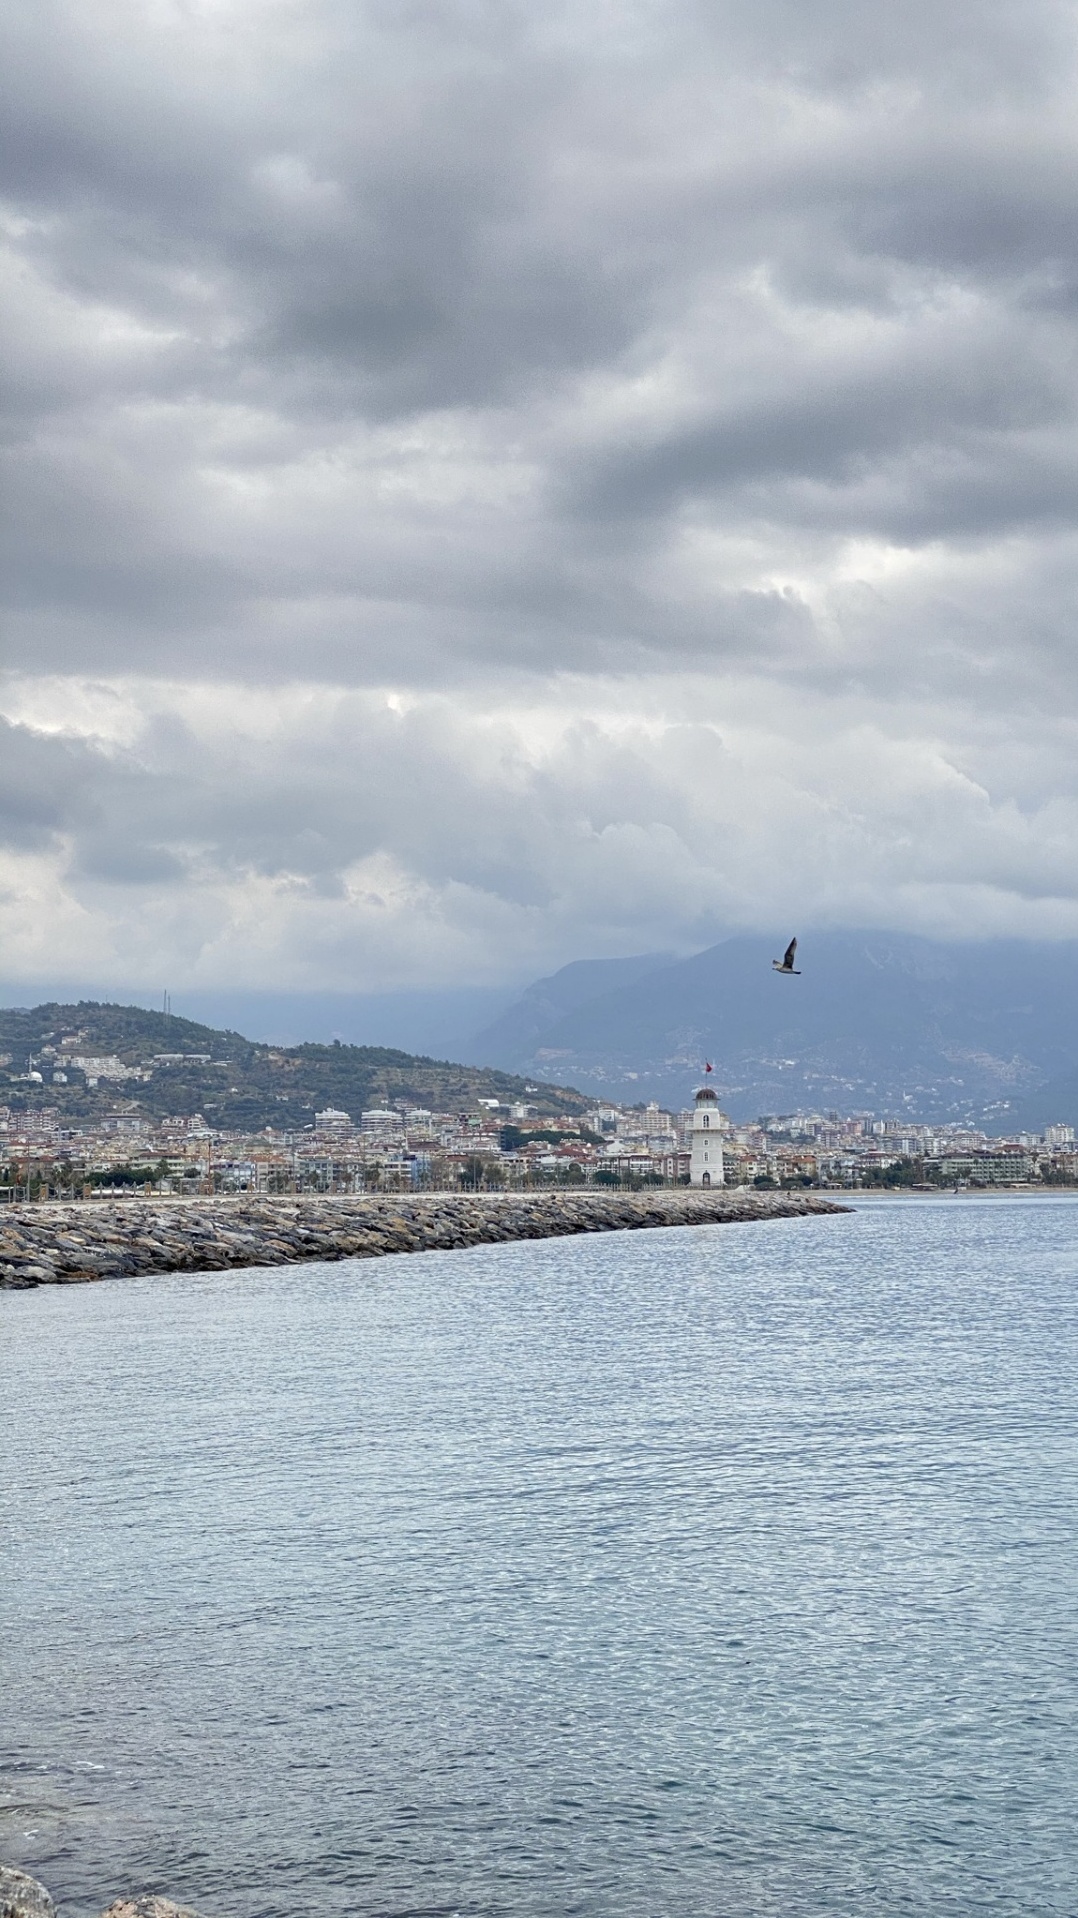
[0,1868,55,1918]
[100,1902,209,1918]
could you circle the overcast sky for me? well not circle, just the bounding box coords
[3,0,1078,994]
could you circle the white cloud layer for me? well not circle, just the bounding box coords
[3,0,1078,987]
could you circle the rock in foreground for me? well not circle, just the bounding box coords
[1,1869,211,1918]
[0,1188,845,1290]
[100,1901,208,1918]
[0,1868,55,1918]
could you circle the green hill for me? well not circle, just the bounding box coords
[0,1001,588,1131]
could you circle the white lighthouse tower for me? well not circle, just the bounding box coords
[690,1081,724,1187]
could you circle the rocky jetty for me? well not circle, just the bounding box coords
[0,1873,204,1918]
[0,1187,844,1289]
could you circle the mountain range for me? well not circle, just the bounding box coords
[7,930,1078,1130]
[465,932,1078,1127]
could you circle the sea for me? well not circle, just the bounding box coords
[2,1196,1077,1918]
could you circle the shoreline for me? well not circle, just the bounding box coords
[841,1185,1078,1199]
[0,1188,846,1289]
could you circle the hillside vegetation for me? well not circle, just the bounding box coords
[0,1001,587,1130]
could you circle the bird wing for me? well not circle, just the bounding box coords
[783,937,797,969]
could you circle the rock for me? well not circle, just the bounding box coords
[0,1189,847,1288]
[8,1264,56,1285]
[0,1867,56,1918]
[100,1901,209,1918]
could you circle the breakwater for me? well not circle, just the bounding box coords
[0,1187,844,1288]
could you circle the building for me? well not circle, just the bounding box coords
[931,1150,1035,1185]
[689,1084,724,1187]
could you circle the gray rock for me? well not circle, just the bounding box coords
[0,1867,56,1918]
[0,1189,847,1289]
[100,1901,209,1918]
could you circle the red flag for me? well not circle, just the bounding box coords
[704,1060,713,1073]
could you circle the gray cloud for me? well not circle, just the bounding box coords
[4,0,1078,982]
[1,681,1078,993]
[0,716,104,848]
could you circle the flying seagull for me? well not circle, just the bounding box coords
[773,937,800,975]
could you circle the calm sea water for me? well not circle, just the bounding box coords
[3,1198,1078,1918]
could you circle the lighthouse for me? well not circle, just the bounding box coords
[690,1083,724,1187]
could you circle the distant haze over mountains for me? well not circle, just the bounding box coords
[467,954,677,1069]
[0,984,519,1063]
[466,934,1078,1127]
[7,932,1078,1127]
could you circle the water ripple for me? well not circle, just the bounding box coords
[3,1199,1078,1916]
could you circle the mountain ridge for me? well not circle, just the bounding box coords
[0,1000,588,1130]
[465,932,1078,1123]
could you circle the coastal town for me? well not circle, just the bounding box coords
[2,1071,1076,1198]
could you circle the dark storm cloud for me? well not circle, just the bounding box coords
[569,336,1068,530]
[3,0,1078,685]
[0,717,103,849]
[7,1,1078,983]
[0,715,188,877]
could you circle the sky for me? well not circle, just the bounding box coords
[4,0,1078,998]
